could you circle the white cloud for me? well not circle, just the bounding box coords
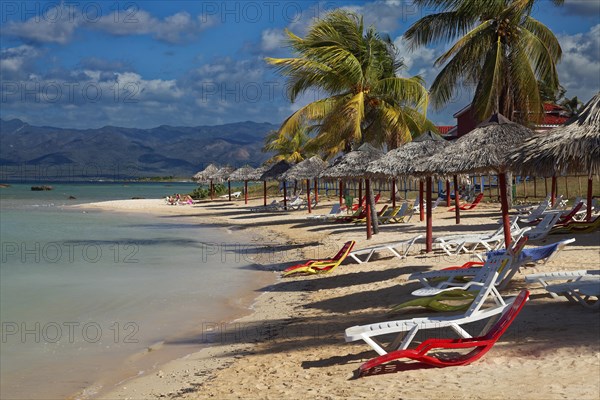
[557,24,600,102]
[2,4,218,45]
[0,45,40,73]
[1,3,80,44]
[261,28,288,52]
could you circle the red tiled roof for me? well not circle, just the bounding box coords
[436,125,455,134]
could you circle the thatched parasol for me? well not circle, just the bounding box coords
[418,114,534,176]
[509,92,600,220]
[320,143,384,180]
[193,163,219,182]
[416,113,535,247]
[280,156,328,213]
[259,160,293,209]
[229,165,264,204]
[212,165,235,182]
[367,131,448,252]
[193,163,220,200]
[320,143,385,240]
[211,165,236,200]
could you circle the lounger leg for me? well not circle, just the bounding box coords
[349,254,363,264]
[362,335,389,356]
[388,247,405,260]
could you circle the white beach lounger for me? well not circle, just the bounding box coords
[345,255,513,354]
[306,204,342,220]
[545,280,600,309]
[348,235,423,264]
[412,237,575,291]
[525,269,600,299]
[523,211,563,242]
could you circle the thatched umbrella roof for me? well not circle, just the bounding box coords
[229,165,263,182]
[367,131,447,179]
[280,156,327,181]
[508,93,600,177]
[211,165,236,182]
[415,114,534,176]
[320,143,384,180]
[193,163,219,182]
[259,160,293,181]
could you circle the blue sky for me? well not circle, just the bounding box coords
[1,0,599,129]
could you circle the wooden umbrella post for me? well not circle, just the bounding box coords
[391,178,396,208]
[453,175,460,224]
[339,181,344,206]
[498,172,512,248]
[283,181,288,210]
[365,179,372,240]
[244,181,248,205]
[565,176,569,199]
[263,180,267,206]
[306,179,311,213]
[426,176,433,253]
[314,178,319,204]
[419,181,424,222]
[587,178,593,221]
[228,181,231,201]
[446,180,451,206]
[210,179,214,200]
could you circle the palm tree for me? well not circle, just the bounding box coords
[266,10,430,157]
[405,0,564,124]
[262,125,311,164]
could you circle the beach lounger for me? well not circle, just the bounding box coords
[412,237,574,293]
[357,290,530,376]
[449,192,484,211]
[518,200,550,222]
[545,280,600,309]
[282,241,356,277]
[514,195,551,214]
[353,205,389,223]
[525,201,584,226]
[525,269,600,299]
[348,235,423,264]
[251,200,282,212]
[523,211,563,242]
[345,256,514,355]
[549,215,600,235]
[220,191,242,199]
[378,203,407,224]
[306,204,342,220]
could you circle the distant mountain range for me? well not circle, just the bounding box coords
[0,118,279,180]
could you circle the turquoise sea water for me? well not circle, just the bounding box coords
[0,183,267,399]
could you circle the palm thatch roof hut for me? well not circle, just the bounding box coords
[280,156,328,213]
[417,113,535,247]
[509,93,600,177]
[509,92,600,220]
[192,163,219,182]
[320,143,384,180]
[417,114,534,176]
[320,143,385,240]
[259,160,293,209]
[367,131,448,252]
[212,165,236,182]
[367,131,447,178]
[280,156,327,181]
[228,165,266,204]
[193,163,220,200]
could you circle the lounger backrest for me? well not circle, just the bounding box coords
[465,254,511,317]
[483,290,530,340]
[333,241,356,260]
[398,202,408,216]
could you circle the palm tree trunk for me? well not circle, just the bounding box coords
[367,181,379,235]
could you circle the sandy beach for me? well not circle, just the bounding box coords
[76,196,600,400]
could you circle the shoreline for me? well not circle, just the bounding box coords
[75,197,599,400]
[69,198,309,400]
